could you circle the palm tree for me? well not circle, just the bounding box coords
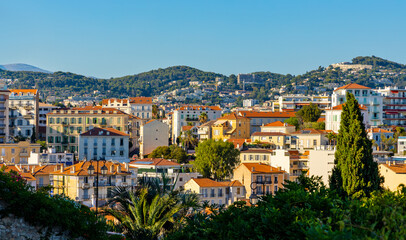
[181,130,198,150]
[199,112,208,124]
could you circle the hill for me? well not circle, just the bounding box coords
[0,63,52,73]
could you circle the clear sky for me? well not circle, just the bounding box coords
[1,0,406,78]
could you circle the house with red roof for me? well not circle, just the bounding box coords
[238,110,296,134]
[325,103,369,132]
[260,120,296,134]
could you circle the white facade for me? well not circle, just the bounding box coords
[307,148,335,186]
[140,120,169,157]
[172,106,222,143]
[272,94,331,112]
[0,82,10,143]
[332,84,383,126]
[325,105,369,133]
[28,147,75,165]
[38,103,59,127]
[78,128,130,162]
[102,97,153,119]
[9,89,39,139]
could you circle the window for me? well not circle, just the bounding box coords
[93,148,97,156]
[71,118,75,124]
[70,136,75,143]
[78,118,82,124]
[84,147,88,155]
[120,138,124,146]
[70,126,74,133]
[77,127,82,133]
[218,188,223,197]
[120,150,124,156]
[274,176,278,183]
[122,176,126,182]
[210,188,215,197]
[274,186,278,192]
[49,118,54,124]
[56,118,60,124]
[83,189,89,199]
[313,140,317,146]
[203,189,208,198]
[111,138,115,146]
[93,118,97,124]
[49,127,53,134]
[48,136,54,143]
[1,148,4,156]
[214,130,219,135]
[237,188,240,194]
[11,148,15,154]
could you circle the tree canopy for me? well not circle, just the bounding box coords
[296,103,321,123]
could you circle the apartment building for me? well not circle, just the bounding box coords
[38,103,59,140]
[367,128,394,151]
[307,148,335,186]
[139,120,169,157]
[172,106,222,143]
[379,163,406,191]
[46,106,137,153]
[197,120,216,141]
[78,127,130,162]
[212,113,251,140]
[183,178,245,205]
[376,86,406,127]
[28,148,74,166]
[240,149,275,165]
[332,83,383,126]
[0,141,41,164]
[238,111,296,134]
[0,83,10,143]
[260,121,296,134]
[251,132,291,149]
[325,103,369,132]
[9,89,39,139]
[271,94,331,112]
[51,161,135,207]
[101,97,153,119]
[398,136,406,154]
[233,163,287,200]
[291,129,332,149]
[270,149,309,181]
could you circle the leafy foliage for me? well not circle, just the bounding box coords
[148,145,188,163]
[296,103,322,123]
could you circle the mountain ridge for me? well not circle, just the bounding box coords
[0,63,52,73]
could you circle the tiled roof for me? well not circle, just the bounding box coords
[219,112,250,120]
[239,111,296,118]
[241,149,273,154]
[129,158,180,166]
[367,128,393,134]
[329,103,367,111]
[251,132,288,136]
[241,163,285,174]
[198,120,216,128]
[317,117,325,123]
[182,125,195,131]
[129,97,152,104]
[291,129,333,135]
[381,163,406,174]
[9,89,38,95]
[51,161,131,176]
[39,103,58,108]
[334,83,371,91]
[263,121,293,127]
[0,164,36,181]
[226,138,250,148]
[190,178,229,187]
[228,180,244,187]
[177,106,222,111]
[80,127,129,136]
[145,119,157,125]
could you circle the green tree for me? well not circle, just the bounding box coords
[148,145,188,163]
[284,117,300,130]
[296,103,321,123]
[329,92,383,198]
[152,105,159,119]
[181,130,198,150]
[194,140,240,180]
[149,146,172,159]
[198,112,208,124]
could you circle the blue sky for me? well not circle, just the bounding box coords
[1,0,406,78]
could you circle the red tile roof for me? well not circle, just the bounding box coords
[381,163,406,174]
[182,125,195,131]
[9,89,38,95]
[51,161,130,176]
[219,112,250,120]
[329,103,367,111]
[129,97,152,104]
[263,121,293,127]
[241,163,285,174]
[367,128,393,134]
[190,178,232,187]
[334,83,371,91]
[317,117,325,123]
[80,127,129,136]
[251,132,288,136]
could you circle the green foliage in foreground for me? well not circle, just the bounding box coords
[0,167,112,239]
[166,175,406,240]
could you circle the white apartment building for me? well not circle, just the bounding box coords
[307,148,335,186]
[271,94,331,112]
[102,97,153,119]
[9,89,39,139]
[325,103,369,132]
[78,127,130,162]
[375,86,406,127]
[28,147,75,166]
[172,106,222,143]
[139,120,169,157]
[0,82,10,143]
[332,83,383,126]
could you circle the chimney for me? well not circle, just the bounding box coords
[71,166,75,173]
[252,167,255,172]
[117,165,121,173]
[278,166,282,171]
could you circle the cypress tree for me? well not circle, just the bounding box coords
[329,92,382,198]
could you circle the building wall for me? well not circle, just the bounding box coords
[240,152,273,164]
[9,90,39,138]
[140,120,169,157]
[183,180,228,205]
[0,89,10,143]
[78,135,129,162]
[379,164,406,191]
[260,125,296,134]
[294,134,327,149]
[0,141,41,164]
[307,149,335,186]
[212,118,250,140]
[251,135,287,148]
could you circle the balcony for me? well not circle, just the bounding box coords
[24,105,33,110]
[186,117,199,122]
[0,116,5,119]
[20,152,29,157]
[93,182,114,187]
[0,107,6,111]
[82,195,90,200]
[23,114,33,119]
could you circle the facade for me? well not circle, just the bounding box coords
[197,120,216,141]
[78,127,130,162]
[183,178,245,205]
[238,111,296,134]
[367,128,394,151]
[376,87,406,127]
[379,163,406,191]
[28,148,74,166]
[271,149,309,181]
[38,103,59,140]
[332,83,383,126]
[0,83,10,143]
[172,106,222,143]
[0,141,41,164]
[240,149,274,165]
[212,113,250,140]
[271,94,331,112]
[307,148,335,186]
[139,120,169,157]
[46,107,133,153]
[9,89,39,139]
[101,97,153,119]
[232,163,287,200]
[251,132,291,149]
[325,103,369,132]
[51,161,135,207]
[260,121,296,134]
[398,136,406,155]
[291,129,331,149]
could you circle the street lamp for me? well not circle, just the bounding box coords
[249,176,272,205]
[87,157,107,215]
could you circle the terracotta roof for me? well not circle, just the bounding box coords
[9,89,38,95]
[367,128,393,134]
[0,164,36,181]
[263,121,293,127]
[219,112,250,120]
[80,127,129,136]
[51,161,131,176]
[226,138,250,149]
[198,120,216,128]
[32,164,64,175]
[334,83,371,91]
[239,111,296,118]
[182,125,195,131]
[145,119,156,125]
[241,149,273,154]
[177,106,222,111]
[129,158,180,167]
[129,97,152,104]
[291,129,333,135]
[190,178,230,187]
[241,163,285,174]
[317,117,325,123]
[101,98,128,105]
[382,163,406,174]
[39,103,58,108]
[251,132,288,136]
[227,180,244,187]
[329,103,367,111]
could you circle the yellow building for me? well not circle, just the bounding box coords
[212,113,250,140]
[46,106,142,153]
[183,178,245,206]
[51,160,137,207]
[232,163,287,200]
[240,149,275,164]
[251,132,291,149]
[379,163,406,191]
[0,140,41,164]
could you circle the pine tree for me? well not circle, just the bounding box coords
[329,92,382,198]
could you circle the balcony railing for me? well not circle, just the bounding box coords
[186,117,198,122]
[81,183,90,189]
